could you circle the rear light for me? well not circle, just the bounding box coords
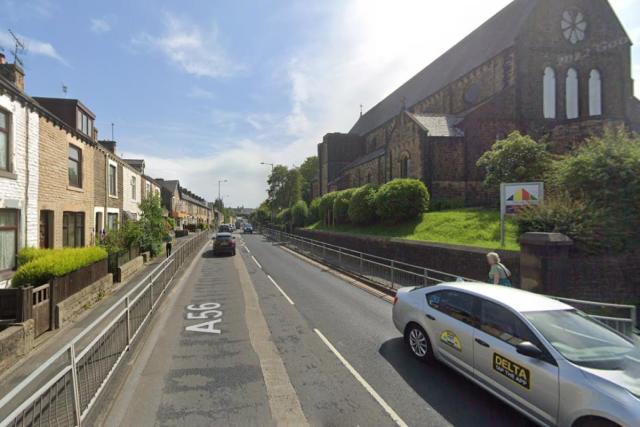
[393,296,398,305]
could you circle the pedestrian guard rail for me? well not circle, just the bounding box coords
[261,227,637,338]
[0,231,210,427]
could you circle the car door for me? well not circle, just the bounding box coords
[425,290,477,378]
[473,299,559,426]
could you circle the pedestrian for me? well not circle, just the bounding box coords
[486,252,512,286]
[166,240,172,258]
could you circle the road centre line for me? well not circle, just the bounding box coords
[251,255,262,269]
[313,329,409,427]
[266,274,295,305]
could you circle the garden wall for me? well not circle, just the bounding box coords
[295,229,520,285]
[55,273,114,328]
[0,320,34,373]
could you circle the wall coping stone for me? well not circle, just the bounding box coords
[519,232,573,246]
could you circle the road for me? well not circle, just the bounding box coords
[96,232,531,426]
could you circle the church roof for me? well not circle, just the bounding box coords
[349,0,538,136]
[342,147,386,172]
[407,113,464,137]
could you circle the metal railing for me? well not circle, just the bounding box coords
[261,228,637,337]
[0,231,210,427]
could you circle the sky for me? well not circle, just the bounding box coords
[1,0,639,208]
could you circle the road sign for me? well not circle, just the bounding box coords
[499,182,544,246]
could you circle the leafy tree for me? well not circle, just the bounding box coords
[333,189,356,224]
[308,198,321,224]
[348,184,378,225]
[282,169,303,208]
[267,165,289,210]
[476,131,552,187]
[299,156,319,204]
[319,192,338,225]
[291,200,309,227]
[139,193,170,255]
[375,179,430,223]
[255,200,272,224]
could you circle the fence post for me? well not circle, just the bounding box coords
[359,253,363,274]
[390,261,395,288]
[69,344,82,426]
[423,268,428,287]
[125,296,131,345]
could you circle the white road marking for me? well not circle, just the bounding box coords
[251,255,262,269]
[245,247,251,254]
[314,329,409,427]
[266,274,295,305]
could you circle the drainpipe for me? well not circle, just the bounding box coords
[24,106,30,248]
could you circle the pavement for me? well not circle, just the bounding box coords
[0,233,194,397]
[92,232,532,427]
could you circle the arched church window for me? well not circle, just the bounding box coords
[400,154,410,178]
[543,67,556,119]
[566,68,579,119]
[589,69,602,116]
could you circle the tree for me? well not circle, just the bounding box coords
[348,184,378,225]
[267,165,289,210]
[281,169,303,208]
[291,200,309,227]
[139,193,171,255]
[299,156,319,204]
[476,131,552,187]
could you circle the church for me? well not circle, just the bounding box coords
[316,0,640,206]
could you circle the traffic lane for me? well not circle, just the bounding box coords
[242,234,532,427]
[236,236,397,427]
[104,245,274,427]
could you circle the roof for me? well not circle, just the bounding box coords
[438,283,572,313]
[156,179,180,194]
[407,113,464,137]
[33,96,96,118]
[349,0,538,136]
[342,147,386,172]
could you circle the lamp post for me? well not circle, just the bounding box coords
[260,162,275,224]
[217,179,227,204]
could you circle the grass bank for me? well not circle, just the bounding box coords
[306,208,520,251]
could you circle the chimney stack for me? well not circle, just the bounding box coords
[0,54,25,92]
[98,140,117,153]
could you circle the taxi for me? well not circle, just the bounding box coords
[392,283,640,427]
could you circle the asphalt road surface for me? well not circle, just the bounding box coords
[96,232,532,427]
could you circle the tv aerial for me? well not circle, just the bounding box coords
[7,29,25,67]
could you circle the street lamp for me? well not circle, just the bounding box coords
[217,179,228,203]
[260,162,275,223]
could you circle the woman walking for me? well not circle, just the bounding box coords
[486,252,512,286]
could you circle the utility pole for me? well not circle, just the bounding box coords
[260,162,275,224]
[217,179,228,205]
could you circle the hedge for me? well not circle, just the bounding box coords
[291,200,309,227]
[375,179,430,223]
[309,198,321,224]
[319,192,338,225]
[333,189,356,224]
[12,247,108,288]
[348,184,378,225]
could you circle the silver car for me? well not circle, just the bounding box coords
[392,283,640,427]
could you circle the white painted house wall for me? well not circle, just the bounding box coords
[122,165,141,219]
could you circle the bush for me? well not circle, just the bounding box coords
[375,179,430,223]
[12,247,108,288]
[476,131,552,187]
[348,185,378,225]
[429,197,465,212]
[17,247,49,266]
[308,198,321,224]
[291,200,309,227]
[276,208,290,224]
[319,192,338,225]
[333,189,356,224]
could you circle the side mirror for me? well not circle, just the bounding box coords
[516,341,543,359]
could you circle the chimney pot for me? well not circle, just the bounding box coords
[0,54,5,65]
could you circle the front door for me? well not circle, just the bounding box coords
[473,299,559,426]
[39,211,52,248]
[425,290,477,377]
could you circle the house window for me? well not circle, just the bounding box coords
[107,213,118,231]
[63,212,85,247]
[0,109,10,172]
[543,67,556,119]
[68,145,82,187]
[566,68,579,119]
[77,110,93,136]
[108,164,117,196]
[145,182,151,198]
[400,154,410,178]
[131,176,137,200]
[589,69,602,116]
[0,209,18,271]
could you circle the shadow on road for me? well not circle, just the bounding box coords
[201,249,235,259]
[379,337,533,427]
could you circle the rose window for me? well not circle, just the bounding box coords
[561,10,587,44]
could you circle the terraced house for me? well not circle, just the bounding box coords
[156,179,211,228]
[318,0,640,205]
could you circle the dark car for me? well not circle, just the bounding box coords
[218,224,231,233]
[243,224,253,234]
[213,232,236,256]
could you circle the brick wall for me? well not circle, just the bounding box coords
[0,319,34,372]
[38,117,95,247]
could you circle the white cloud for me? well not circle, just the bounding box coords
[0,31,67,65]
[90,18,111,34]
[132,13,239,78]
[188,86,215,99]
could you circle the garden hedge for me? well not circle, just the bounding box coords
[333,189,356,224]
[12,247,108,288]
[348,184,378,225]
[319,192,338,225]
[375,179,430,223]
[291,200,309,227]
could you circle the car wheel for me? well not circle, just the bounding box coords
[405,324,433,362]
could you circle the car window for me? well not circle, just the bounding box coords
[480,300,540,347]
[427,290,476,325]
[216,235,230,241]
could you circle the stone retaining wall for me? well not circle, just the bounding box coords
[0,319,34,372]
[55,274,114,328]
[117,255,144,284]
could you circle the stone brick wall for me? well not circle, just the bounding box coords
[55,273,114,328]
[38,117,95,248]
[0,319,34,373]
[0,94,39,252]
[117,255,144,283]
[388,116,424,180]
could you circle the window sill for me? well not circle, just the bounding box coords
[0,170,17,180]
[109,194,119,199]
[67,185,84,193]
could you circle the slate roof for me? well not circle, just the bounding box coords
[156,179,180,194]
[407,113,464,137]
[349,0,538,136]
[342,147,386,172]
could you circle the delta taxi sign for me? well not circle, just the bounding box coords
[501,182,544,215]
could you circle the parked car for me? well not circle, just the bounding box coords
[213,232,236,256]
[218,224,231,233]
[243,224,253,234]
[392,283,640,427]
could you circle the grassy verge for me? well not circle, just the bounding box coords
[306,208,520,251]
